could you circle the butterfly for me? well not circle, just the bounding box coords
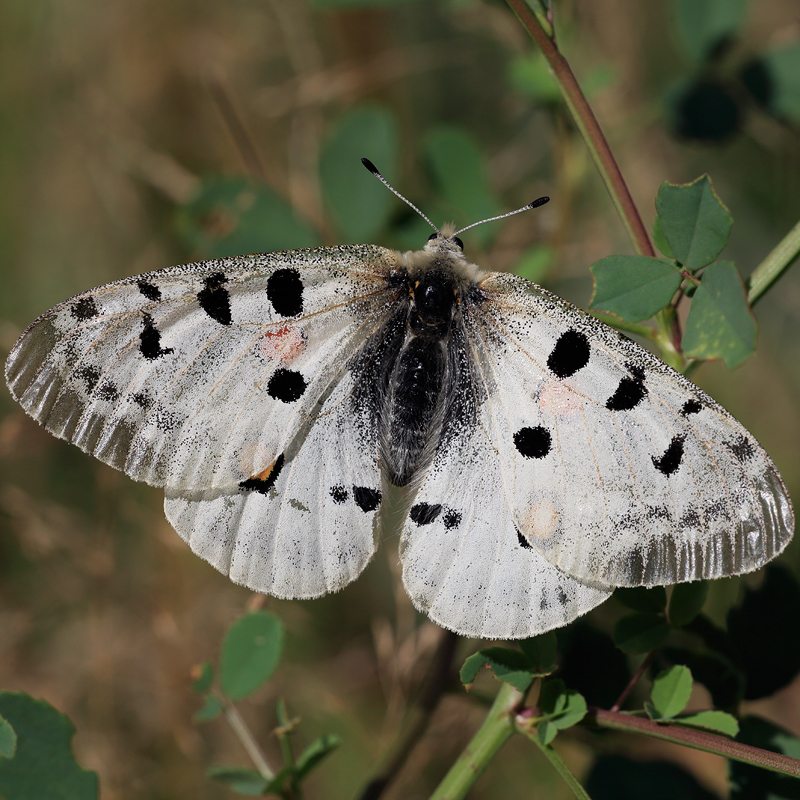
[5,159,794,639]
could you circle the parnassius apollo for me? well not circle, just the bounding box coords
[5,159,793,639]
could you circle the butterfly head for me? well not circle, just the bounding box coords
[424,223,465,256]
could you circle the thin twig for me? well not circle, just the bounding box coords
[357,629,460,800]
[610,650,656,713]
[517,722,592,800]
[217,691,275,780]
[207,73,268,183]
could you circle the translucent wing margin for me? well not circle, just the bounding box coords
[467,272,794,588]
[6,245,399,490]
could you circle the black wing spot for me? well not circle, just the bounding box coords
[137,280,162,301]
[71,296,99,321]
[198,272,232,326]
[443,508,462,530]
[681,399,702,416]
[514,426,552,459]
[267,368,307,403]
[410,503,443,525]
[353,486,381,513]
[726,435,755,462]
[625,361,645,381]
[330,485,348,504]
[140,313,175,360]
[132,391,152,410]
[557,588,569,607]
[239,454,285,495]
[547,329,590,378]
[267,268,304,317]
[652,435,686,476]
[516,526,533,550]
[74,365,100,392]
[606,375,647,411]
[97,381,119,402]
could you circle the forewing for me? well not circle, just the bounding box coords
[400,388,611,640]
[467,272,794,588]
[6,245,399,490]
[164,363,382,599]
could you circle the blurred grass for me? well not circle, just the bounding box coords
[1,0,799,797]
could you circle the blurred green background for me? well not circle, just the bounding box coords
[1,0,799,797]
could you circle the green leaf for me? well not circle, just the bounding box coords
[0,692,98,800]
[675,0,747,62]
[650,666,693,719]
[613,613,670,654]
[193,695,223,723]
[518,631,558,674]
[423,127,501,246]
[614,586,667,613]
[676,710,739,737]
[589,255,681,322]
[220,611,284,700]
[682,260,757,368]
[0,714,16,759]
[460,647,536,692]
[763,45,800,121]
[537,679,587,741]
[538,679,568,717]
[514,245,555,284]
[652,214,675,259]
[655,176,732,269]
[176,176,319,259]
[295,734,341,782]
[191,661,214,693]
[538,720,558,746]
[207,765,268,796]
[319,105,399,242]
[668,581,709,627]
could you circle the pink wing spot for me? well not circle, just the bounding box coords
[521,498,560,541]
[538,381,582,415]
[258,324,306,362]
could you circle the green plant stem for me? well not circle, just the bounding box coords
[429,682,522,800]
[217,691,275,780]
[505,0,654,260]
[587,708,800,778]
[747,217,800,306]
[516,722,591,800]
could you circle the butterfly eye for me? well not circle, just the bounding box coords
[453,236,464,250]
[427,232,439,242]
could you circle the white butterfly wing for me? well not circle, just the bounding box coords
[400,379,612,640]
[164,360,383,598]
[467,272,794,588]
[6,246,398,491]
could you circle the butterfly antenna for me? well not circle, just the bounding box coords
[361,158,439,234]
[454,196,550,236]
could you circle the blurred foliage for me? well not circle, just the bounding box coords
[1,0,800,797]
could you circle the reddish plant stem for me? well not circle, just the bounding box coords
[588,708,800,778]
[505,0,655,259]
[610,650,656,713]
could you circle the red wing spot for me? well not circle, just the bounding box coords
[258,324,307,362]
